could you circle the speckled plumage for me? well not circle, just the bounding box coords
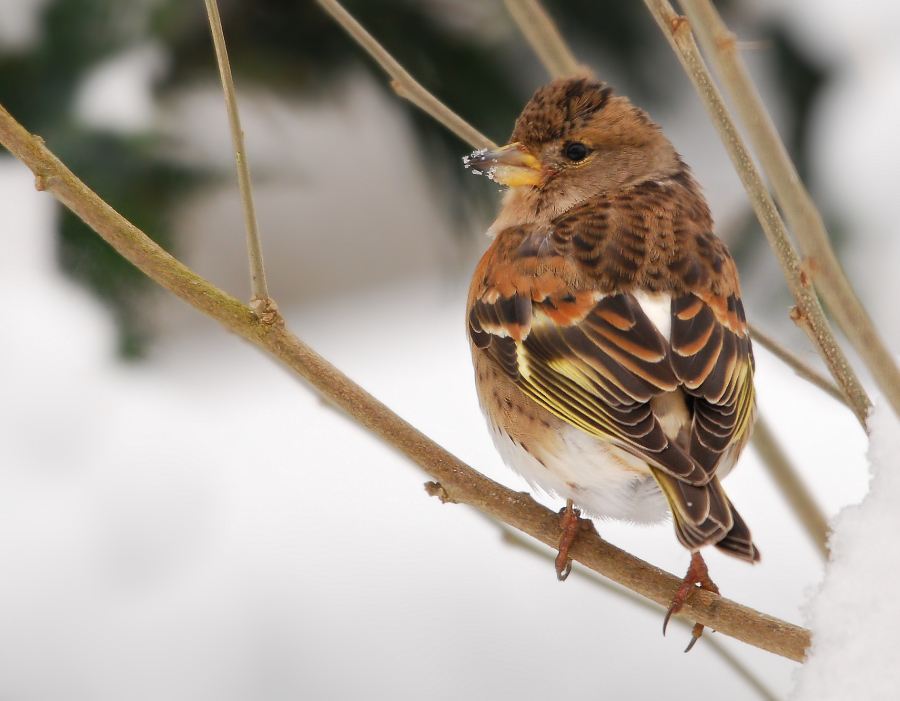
[466,78,758,564]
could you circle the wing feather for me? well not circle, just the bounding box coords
[467,183,758,559]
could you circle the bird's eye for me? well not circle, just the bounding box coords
[564,142,589,162]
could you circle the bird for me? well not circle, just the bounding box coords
[464,76,758,650]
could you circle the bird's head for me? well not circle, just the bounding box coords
[465,77,682,226]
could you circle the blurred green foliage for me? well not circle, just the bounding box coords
[56,133,199,356]
[0,0,829,357]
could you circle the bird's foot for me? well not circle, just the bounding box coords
[555,500,595,581]
[663,551,720,652]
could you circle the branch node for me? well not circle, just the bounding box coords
[250,297,283,326]
[671,15,690,36]
[796,257,818,288]
[34,173,51,191]
[424,481,457,504]
[790,307,815,332]
[715,32,737,54]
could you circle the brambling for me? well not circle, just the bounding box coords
[464,77,758,649]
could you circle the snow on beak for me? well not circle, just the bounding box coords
[463,142,542,187]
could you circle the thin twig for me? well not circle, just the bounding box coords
[203,0,271,307]
[641,0,871,429]
[0,100,809,663]
[500,0,584,79]
[751,415,830,559]
[493,520,784,701]
[314,0,495,150]
[749,323,847,407]
[679,0,900,423]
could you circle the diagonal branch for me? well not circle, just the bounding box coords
[678,0,900,423]
[500,0,584,78]
[314,0,495,150]
[641,0,871,429]
[0,100,808,663]
[749,323,847,407]
[751,417,830,559]
[203,0,271,308]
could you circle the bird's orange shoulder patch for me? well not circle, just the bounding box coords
[468,225,603,344]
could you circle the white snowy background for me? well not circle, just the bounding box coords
[0,0,898,699]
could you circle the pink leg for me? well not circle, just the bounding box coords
[555,499,588,581]
[663,551,720,652]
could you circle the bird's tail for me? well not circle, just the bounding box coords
[651,468,760,563]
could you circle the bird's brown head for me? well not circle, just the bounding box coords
[465,77,683,226]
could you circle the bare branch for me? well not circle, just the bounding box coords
[500,0,584,79]
[751,416,830,559]
[0,100,809,663]
[203,0,271,307]
[678,0,900,423]
[749,323,847,407]
[641,0,871,429]
[314,0,495,150]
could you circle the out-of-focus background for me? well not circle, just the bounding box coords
[0,0,895,698]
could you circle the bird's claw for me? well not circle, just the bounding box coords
[555,556,572,581]
[555,499,590,581]
[662,603,676,636]
[662,551,720,651]
[684,623,704,653]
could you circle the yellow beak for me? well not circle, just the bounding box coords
[463,142,542,187]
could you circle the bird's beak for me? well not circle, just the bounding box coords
[463,143,543,187]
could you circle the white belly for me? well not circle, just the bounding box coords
[487,420,670,524]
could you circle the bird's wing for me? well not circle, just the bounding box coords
[549,183,756,483]
[670,290,755,479]
[660,288,756,558]
[468,199,757,558]
[471,285,704,485]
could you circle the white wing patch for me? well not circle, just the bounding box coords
[632,291,672,340]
